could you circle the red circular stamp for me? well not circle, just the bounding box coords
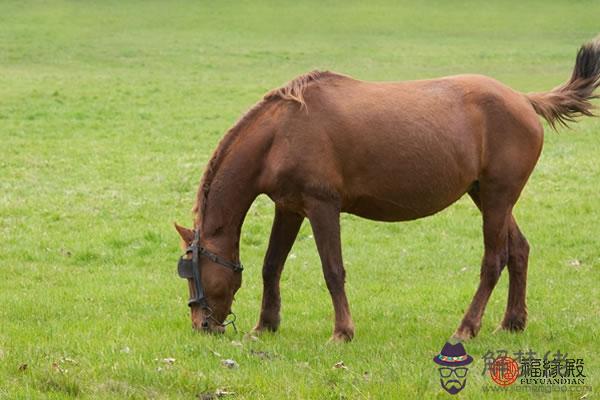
[489,356,519,386]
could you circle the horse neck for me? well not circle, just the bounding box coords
[198,111,272,262]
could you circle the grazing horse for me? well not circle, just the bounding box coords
[174,38,600,342]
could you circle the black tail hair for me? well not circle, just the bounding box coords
[527,37,600,130]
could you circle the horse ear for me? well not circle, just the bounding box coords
[174,222,194,243]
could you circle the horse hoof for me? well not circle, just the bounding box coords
[249,326,263,337]
[500,315,527,332]
[452,323,480,341]
[251,322,279,335]
[328,329,354,343]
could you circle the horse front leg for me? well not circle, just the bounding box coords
[253,207,303,333]
[305,199,354,342]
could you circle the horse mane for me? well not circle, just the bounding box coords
[265,69,341,107]
[192,99,267,227]
[193,69,341,226]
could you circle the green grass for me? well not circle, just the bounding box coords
[1,1,599,398]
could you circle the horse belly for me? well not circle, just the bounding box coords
[344,186,470,222]
[338,127,480,221]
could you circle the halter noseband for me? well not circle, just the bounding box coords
[177,229,243,331]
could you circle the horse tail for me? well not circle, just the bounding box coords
[526,37,600,130]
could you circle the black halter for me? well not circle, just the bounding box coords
[177,229,243,330]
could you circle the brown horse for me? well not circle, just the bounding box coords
[174,38,600,342]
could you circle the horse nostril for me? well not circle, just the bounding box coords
[201,320,209,329]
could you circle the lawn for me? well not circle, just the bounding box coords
[0,1,599,399]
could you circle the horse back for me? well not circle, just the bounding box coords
[262,73,544,220]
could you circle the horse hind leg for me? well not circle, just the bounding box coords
[455,184,530,339]
[453,185,512,340]
[502,216,529,331]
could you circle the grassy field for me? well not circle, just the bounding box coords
[1,1,599,398]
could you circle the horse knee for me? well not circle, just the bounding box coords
[481,268,501,287]
[509,231,530,268]
[481,250,507,286]
[323,267,346,293]
[262,262,279,281]
[517,237,530,259]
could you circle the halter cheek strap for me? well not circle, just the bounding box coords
[176,229,243,329]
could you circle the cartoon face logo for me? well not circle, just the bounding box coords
[433,342,473,395]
